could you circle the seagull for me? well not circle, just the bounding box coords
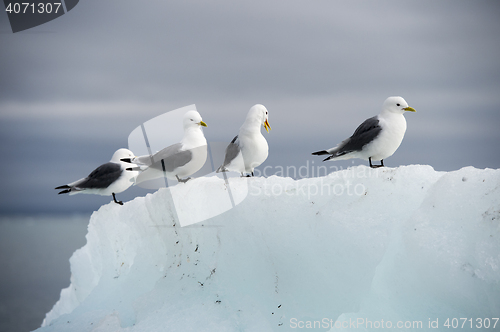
[312,96,416,168]
[217,104,271,176]
[124,110,208,183]
[55,148,138,205]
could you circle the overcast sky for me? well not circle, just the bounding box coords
[1,0,499,214]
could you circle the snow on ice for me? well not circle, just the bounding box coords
[37,165,500,331]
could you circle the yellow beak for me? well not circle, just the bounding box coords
[199,120,208,127]
[263,119,271,133]
[403,107,416,112]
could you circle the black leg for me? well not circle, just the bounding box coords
[251,171,254,177]
[369,157,384,168]
[176,175,191,183]
[112,193,123,205]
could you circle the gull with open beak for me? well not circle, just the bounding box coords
[217,104,271,176]
[55,148,138,205]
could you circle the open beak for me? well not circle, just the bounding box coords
[121,157,136,163]
[403,107,416,112]
[263,119,271,133]
[199,120,208,127]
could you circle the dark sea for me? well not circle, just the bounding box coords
[0,215,89,332]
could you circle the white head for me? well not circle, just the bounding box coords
[183,110,207,130]
[245,104,271,133]
[382,96,416,115]
[111,148,135,162]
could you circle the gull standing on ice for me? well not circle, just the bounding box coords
[124,110,208,183]
[217,104,271,176]
[55,148,138,205]
[312,96,416,168]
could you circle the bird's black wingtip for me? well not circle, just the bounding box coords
[121,158,132,163]
[55,185,70,190]
[57,189,71,195]
[312,150,329,156]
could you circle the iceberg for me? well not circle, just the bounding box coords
[37,165,500,331]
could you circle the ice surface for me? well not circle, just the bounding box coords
[36,165,500,331]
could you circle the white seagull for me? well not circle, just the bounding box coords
[55,148,138,205]
[312,96,416,168]
[124,110,208,183]
[217,104,271,176]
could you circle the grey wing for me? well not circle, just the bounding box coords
[334,116,382,156]
[151,143,192,172]
[133,155,154,166]
[75,162,122,189]
[222,136,241,167]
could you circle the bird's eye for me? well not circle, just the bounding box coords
[396,103,401,107]
[266,111,268,114]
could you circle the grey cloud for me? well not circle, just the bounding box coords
[0,0,499,214]
[1,1,498,106]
